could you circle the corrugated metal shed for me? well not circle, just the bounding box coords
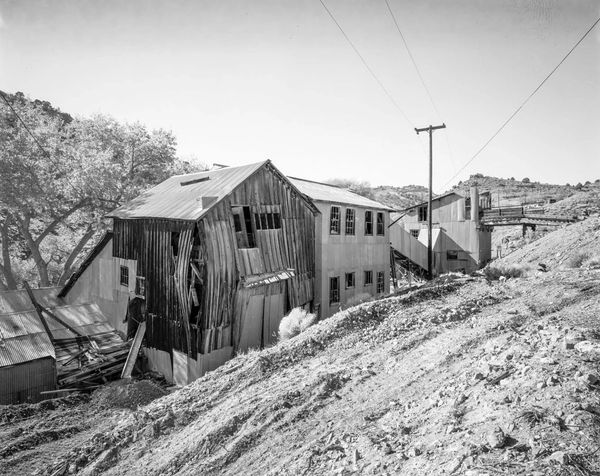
[0,333,55,367]
[108,161,267,220]
[289,177,394,211]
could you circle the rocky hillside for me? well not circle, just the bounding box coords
[371,185,429,210]
[0,216,594,476]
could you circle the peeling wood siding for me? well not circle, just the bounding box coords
[111,164,315,359]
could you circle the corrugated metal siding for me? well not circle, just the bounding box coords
[0,358,56,405]
[108,161,267,220]
[0,334,55,367]
[289,177,393,210]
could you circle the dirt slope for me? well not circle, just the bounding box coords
[25,269,598,475]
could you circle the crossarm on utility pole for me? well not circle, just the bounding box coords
[414,123,446,279]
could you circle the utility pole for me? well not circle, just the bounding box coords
[415,123,446,279]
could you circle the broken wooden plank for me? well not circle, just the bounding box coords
[121,321,146,379]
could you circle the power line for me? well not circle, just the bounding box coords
[442,15,600,189]
[382,0,458,179]
[318,0,415,129]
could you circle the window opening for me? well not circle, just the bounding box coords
[330,206,340,234]
[329,277,340,304]
[233,214,242,232]
[376,271,385,294]
[364,270,373,286]
[418,205,428,222]
[273,213,281,229]
[447,250,459,260]
[364,211,373,235]
[345,272,355,289]
[120,265,129,287]
[345,208,355,235]
[410,229,420,238]
[171,231,180,256]
[243,206,255,248]
[376,212,385,235]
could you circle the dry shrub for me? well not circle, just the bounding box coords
[484,263,530,280]
[566,251,590,268]
[279,308,316,341]
[582,254,600,268]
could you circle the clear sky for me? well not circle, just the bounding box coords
[1,0,598,192]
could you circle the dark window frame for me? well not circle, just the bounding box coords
[410,229,420,238]
[120,265,129,287]
[364,210,373,235]
[447,250,459,260]
[376,212,385,236]
[376,271,385,294]
[345,272,355,289]
[364,270,373,286]
[329,276,340,304]
[345,208,355,235]
[330,206,341,235]
[418,205,428,222]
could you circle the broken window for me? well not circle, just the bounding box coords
[364,211,373,235]
[330,206,340,235]
[120,265,129,287]
[376,212,385,236]
[254,212,282,230]
[135,276,146,297]
[345,208,355,235]
[376,271,385,294]
[364,270,373,286]
[410,229,420,238]
[329,276,340,304]
[418,205,428,222]
[447,250,459,260]
[273,213,281,229]
[232,206,256,248]
[171,231,180,256]
[345,272,355,289]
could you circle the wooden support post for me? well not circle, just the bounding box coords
[23,281,55,342]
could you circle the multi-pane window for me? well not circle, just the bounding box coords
[418,205,428,222]
[329,277,340,304]
[254,212,281,230]
[364,270,373,286]
[345,272,355,289]
[345,208,355,235]
[376,271,385,294]
[410,229,420,238]
[364,211,373,235]
[120,265,129,287]
[376,212,385,236]
[330,206,341,234]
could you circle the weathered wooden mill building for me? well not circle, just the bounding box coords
[62,161,317,384]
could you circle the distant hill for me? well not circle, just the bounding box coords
[371,184,430,210]
[449,174,600,208]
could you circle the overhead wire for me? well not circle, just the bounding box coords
[442,15,600,189]
[318,0,416,130]
[383,0,459,181]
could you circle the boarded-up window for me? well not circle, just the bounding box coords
[418,205,428,222]
[345,272,355,289]
[364,270,373,286]
[329,277,340,304]
[364,211,373,235]
[376,271,385,294]
[120,265,129,287]
[345,208,355,235]
[376,212,385,236]
[330,206,340,235]
[410,229,420,238]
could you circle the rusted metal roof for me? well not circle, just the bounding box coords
[108,161,268,221]
[0,296,122,367]
[288,177,394,211]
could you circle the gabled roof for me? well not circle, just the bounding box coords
[58,232,113,298]
[288,177,393,211]
[403,191,462,211]
[108,161,268,221]
[108,160,318,221]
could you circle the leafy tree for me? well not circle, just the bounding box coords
[0,91,195,289]
[522,177,531,183]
